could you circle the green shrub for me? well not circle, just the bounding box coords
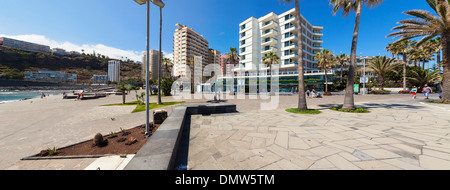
[369,90,391,94]
[285,108,322,114]
[330,106,370,113]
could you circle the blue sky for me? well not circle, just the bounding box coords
[0,0,437,65]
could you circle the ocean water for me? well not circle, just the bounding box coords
[0,90,67,103]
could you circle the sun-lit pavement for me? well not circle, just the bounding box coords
[187,94,450,170]
[3,92,450,170]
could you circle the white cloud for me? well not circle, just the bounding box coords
[0,34,145,62]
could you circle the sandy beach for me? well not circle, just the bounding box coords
[0,90,178,169]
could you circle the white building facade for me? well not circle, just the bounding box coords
[238,8,324,75]
[108,60,121,83]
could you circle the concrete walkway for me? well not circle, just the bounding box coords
[187,96,450,170]
[3,92,449,170]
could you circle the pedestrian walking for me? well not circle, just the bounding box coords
[411,86,417,99]
[423,85,432,99]
[306,90,310,98]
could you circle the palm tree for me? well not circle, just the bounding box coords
[279,0,307,110]
[157,6,163,105]
[315,49,336,94]
[116,84,128,104]
[331,0,384,110]
[262,51,280,95]
[225,47,240,94]
[387,0,450,102]
[186,56,196,94]
[430,37,443,73]
[386,40,413,91]
[408,69,442,91]
[336,53,349,83]
[161,58,172,78]
[367,56,401,91]
[225,47,240,67]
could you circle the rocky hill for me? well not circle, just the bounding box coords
[0,46,141,84]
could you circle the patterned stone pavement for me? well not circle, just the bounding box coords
[187,97,450,170]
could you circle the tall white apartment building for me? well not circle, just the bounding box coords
[108,59,121,83]
[238,8,323,74]
[173,24,209,78]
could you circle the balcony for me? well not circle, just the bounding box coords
[261,46,278,54]
[261,29,278,38]
[261,20,278,30]
[261,38,278,46]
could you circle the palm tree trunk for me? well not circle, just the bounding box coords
[294,0,307,110]
[403,54,407,91]
[157,7,162,105]
[324,68,328,93]
[340,62,344,83]
[343,0,362,110]
[379,75,385,91]
[442,32,450,102]
[437,50,441,73]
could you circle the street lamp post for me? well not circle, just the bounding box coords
[133,0,165,137]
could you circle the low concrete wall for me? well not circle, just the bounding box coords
[124,104,237,170]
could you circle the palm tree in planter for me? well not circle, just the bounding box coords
[262,51,280,96]
[367,56,401,91]
[387,0,450,102]
[315,49,336,95]
[278,0,308,110]
[331,0,384,110]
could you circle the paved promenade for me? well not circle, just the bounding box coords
[2,92,450,170]
[187,94,450,170]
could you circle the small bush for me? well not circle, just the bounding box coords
[285,108,322,114]
[370,90,391,94]
[426,100,450,104]
[330,106,370,113]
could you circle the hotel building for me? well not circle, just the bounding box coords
[215,9,327,93]
[108,59,121,83]
[24,71,77,83]
[173,24,210,78]
[238,8,323,74]
[0,37,51,53]
[141,50,163,80]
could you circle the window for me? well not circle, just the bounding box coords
[241,47,246,53]
[241,24,246,30]
[241,32,245,38]
[284,41,290,47]
[241,55,246,60]
[284,50,291,56]
[240,40,245,45]
[284,33,290,38]
[285,14,292,21]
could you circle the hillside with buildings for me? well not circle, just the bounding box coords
[0,46,141,84]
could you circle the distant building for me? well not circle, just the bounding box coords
[220,54,236,76]
[173,24,209,77]
[108,59,121,83]
[92,75,108,84]
[24,71,77,83]
[51,48,68,56]
[0,37,50,53]
[141,50,163,80]
[69,51,81,56]
[207,49,221,76]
